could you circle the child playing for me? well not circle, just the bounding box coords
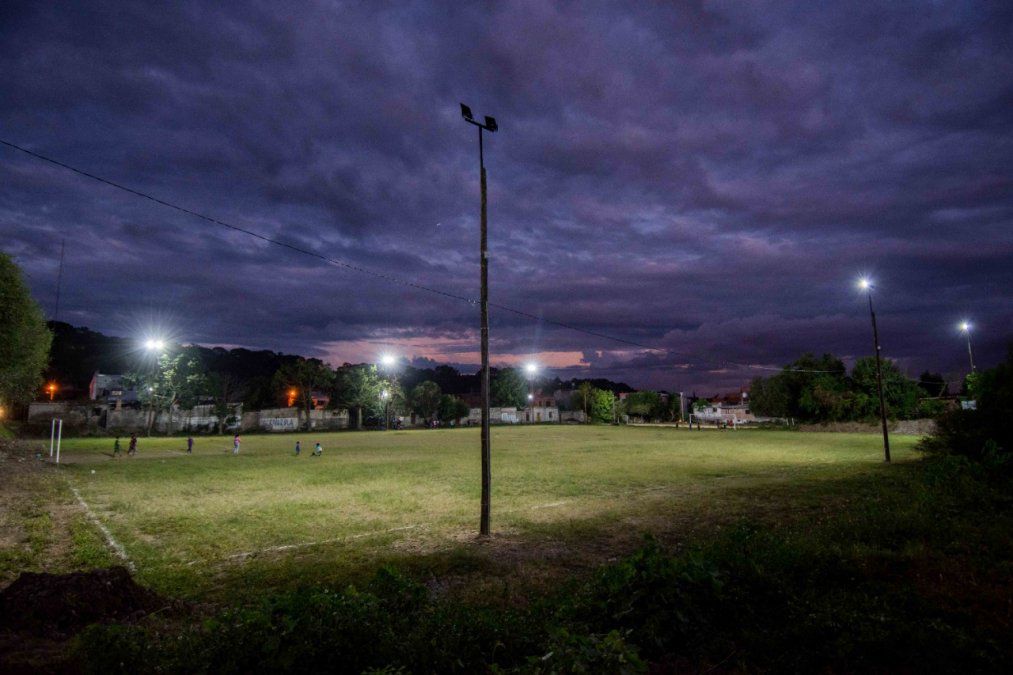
[312,442,322,457]
[294,440,301,456]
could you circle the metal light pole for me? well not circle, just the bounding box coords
[380,355,398,431]
[143,339,167,436]
[859,279,890,463]
[524,363,538,422]
[960,322,976,372]
[461,103,498,537]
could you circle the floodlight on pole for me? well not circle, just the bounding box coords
[858,278,890,462]
[144,338,167,352]
[960,321,976,372]
[524,363,538,376]
[380,354,396,368]
[460,102,499,537]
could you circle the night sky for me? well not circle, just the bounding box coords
[2,1,1011,394]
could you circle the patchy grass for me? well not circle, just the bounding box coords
[0,441,117,586]
[8,427,1012,672]
[72,453,1013,673]
[46,426,919,599]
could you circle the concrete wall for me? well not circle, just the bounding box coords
[242,407,350,432]
[466,406,561,425]
[30,401,245,434]
[559,410,586,423]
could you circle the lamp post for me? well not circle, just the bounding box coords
[524,363,538,422]
[380,389,390,431]
[960,322,976,372]
[379,355,398,430]
[859,279,890,463]
[461,103,498,537]
[143,338,168,436]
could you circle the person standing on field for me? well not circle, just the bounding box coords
[294,440,301,456]
[312,441,322,457]
[233,434,241,455]
[128,433,137,456]
[187,436,194,454]
[113,436,121,457]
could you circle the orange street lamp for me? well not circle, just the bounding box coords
[287,388,298,407]
[46,382,58,401]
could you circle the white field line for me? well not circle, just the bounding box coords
[68,482,136,572]
[177,471,787,568]
[187,523,427,566]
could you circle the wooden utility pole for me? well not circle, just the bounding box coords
[867,290,891,463]
[53,239,65,321]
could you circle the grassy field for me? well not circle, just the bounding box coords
[38,426,918,599]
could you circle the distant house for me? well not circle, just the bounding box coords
[694,391,756,425]
[309,391,330,410]
[527,389,555,408]
[89,372,139,405]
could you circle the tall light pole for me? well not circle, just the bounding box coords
[859,279,890,463]
[524,362,538,421]
[380,354,397,430]
[142,338,168,436]
[960,322,976,372]
[461,103,498,537]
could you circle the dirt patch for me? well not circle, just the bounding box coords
[798,418,937,435]
[0,566,164,636]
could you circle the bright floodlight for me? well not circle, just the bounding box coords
[381,389,389,399]
[960,321,971,332]
[144,338,166,351]
[524,362,538,375]
[380,354,396,368]
[858,278,871,290]
[527,393,534,401]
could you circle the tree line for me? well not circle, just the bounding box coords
[748,353,951,422]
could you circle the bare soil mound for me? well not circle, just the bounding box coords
[0,566,163,636]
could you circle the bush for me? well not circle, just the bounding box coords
[919,345,1013,462]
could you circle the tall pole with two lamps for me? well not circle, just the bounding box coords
[460,103,498,536]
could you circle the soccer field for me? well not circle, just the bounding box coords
[53,426,919,599]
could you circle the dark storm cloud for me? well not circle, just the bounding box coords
[2,0,1011,393]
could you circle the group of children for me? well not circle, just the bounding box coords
[112,434,323,457]
[112,434,138,457]
[293,440,323,456]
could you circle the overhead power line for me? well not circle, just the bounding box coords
[0,138,903,378]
